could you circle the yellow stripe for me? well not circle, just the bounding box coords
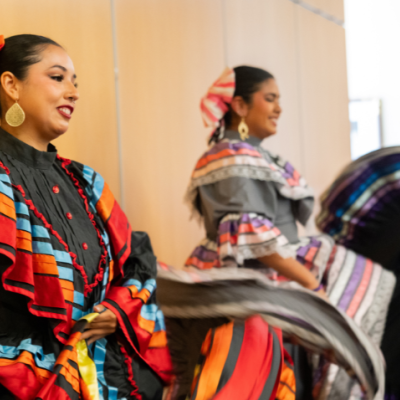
[76,312,100,400]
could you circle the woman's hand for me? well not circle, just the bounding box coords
[80,304,118,345]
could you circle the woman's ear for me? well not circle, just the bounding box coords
[0,72,20,102]
[230,96,249,118]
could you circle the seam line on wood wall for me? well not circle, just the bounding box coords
[288,0,344,27]
[110,0,125,210]
[221,0,229,66]
[293,4,306,178]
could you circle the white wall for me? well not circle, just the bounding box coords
[345,0,400,146]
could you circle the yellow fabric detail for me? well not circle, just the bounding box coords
[76,312,100,400]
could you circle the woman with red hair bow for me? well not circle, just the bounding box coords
[160,66,395,400]
[0,34,171,399]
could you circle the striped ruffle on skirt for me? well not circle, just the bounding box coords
[157,265,386,400]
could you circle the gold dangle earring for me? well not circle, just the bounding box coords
[238,117,249,141]
[5,101,25,127]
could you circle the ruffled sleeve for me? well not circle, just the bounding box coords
[186,177,292,269]
[102,231,172,383]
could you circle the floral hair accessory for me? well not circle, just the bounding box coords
[0,35,4,52]
[200,67,235,129]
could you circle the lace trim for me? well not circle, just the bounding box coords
[184,164,314,222]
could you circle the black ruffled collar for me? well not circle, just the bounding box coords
[0,127,57,170]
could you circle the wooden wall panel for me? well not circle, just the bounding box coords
[115,0,225,266]
[296,6,350,204]
[224,0,303,171]
[0,0,121,200]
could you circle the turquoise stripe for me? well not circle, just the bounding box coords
[0,180,13,200]
[83,165,95,185]
[92,173,105,206]
[15,202,29,216]
[154,310,166,332]
[140,304,158,321]
[335,162,400,218]
[32,241,54,256]
[32,225,50,239]
[58,266,73,281]
[93,338,119,400]
[143,279,156,295]
[72,307,83,320]
[54,250,72,264]
[0,174,10,184]
[16,218,31,233]
[0,338,55,371]
[73,291,85,306]
[123,279,142,290]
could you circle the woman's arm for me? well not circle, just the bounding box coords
[258,252,328,300]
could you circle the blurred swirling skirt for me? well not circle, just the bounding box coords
[157,263,389,400]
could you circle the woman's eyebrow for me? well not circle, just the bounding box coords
[49,65,77,79]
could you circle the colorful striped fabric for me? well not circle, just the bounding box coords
[185,139,313,221]
[0,159,171,399]
[191,316,294,400]
[157,264,386,400]
[185,213,292,269]
[200,67,235,129]
[316,146,400,252]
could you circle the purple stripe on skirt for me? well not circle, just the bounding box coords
[338,255,365,311]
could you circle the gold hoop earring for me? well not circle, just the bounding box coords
[238,117,249,141]
[5,101,25,127]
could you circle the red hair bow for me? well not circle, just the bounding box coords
[200,67,235,129]
[0,35,4,51]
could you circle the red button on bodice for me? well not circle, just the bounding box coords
[66,212,73,220]
[82,243,88,250]
[52,185,60,194]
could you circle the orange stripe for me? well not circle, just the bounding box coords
[32,254,58,275]
[60,364,80,393]
[16,229,31,240]
[195,148,262,169]
[62,287,74,303]
[137,314,155,333]
[59,279,74,291]
[276,360,296,400]
[346,259,374,318]
[0,192,16,219]
[0,199,16,220]
[0,191,15,209]
[149,330,168,348]
[0,350,52,385]
[132,288,151,303]
[128,285,139,296]
[16,236,32,252]
[185,257,215,270]
[194,322,233,400]
[96,182,115,222]
[108,260,115,282]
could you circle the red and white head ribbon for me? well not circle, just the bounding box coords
[200,67,235,129]
[0,36,5,52]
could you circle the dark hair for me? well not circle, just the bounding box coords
[223,65,274,128]
[0,34,62,114]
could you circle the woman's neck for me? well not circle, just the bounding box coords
[0,123,50,152]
